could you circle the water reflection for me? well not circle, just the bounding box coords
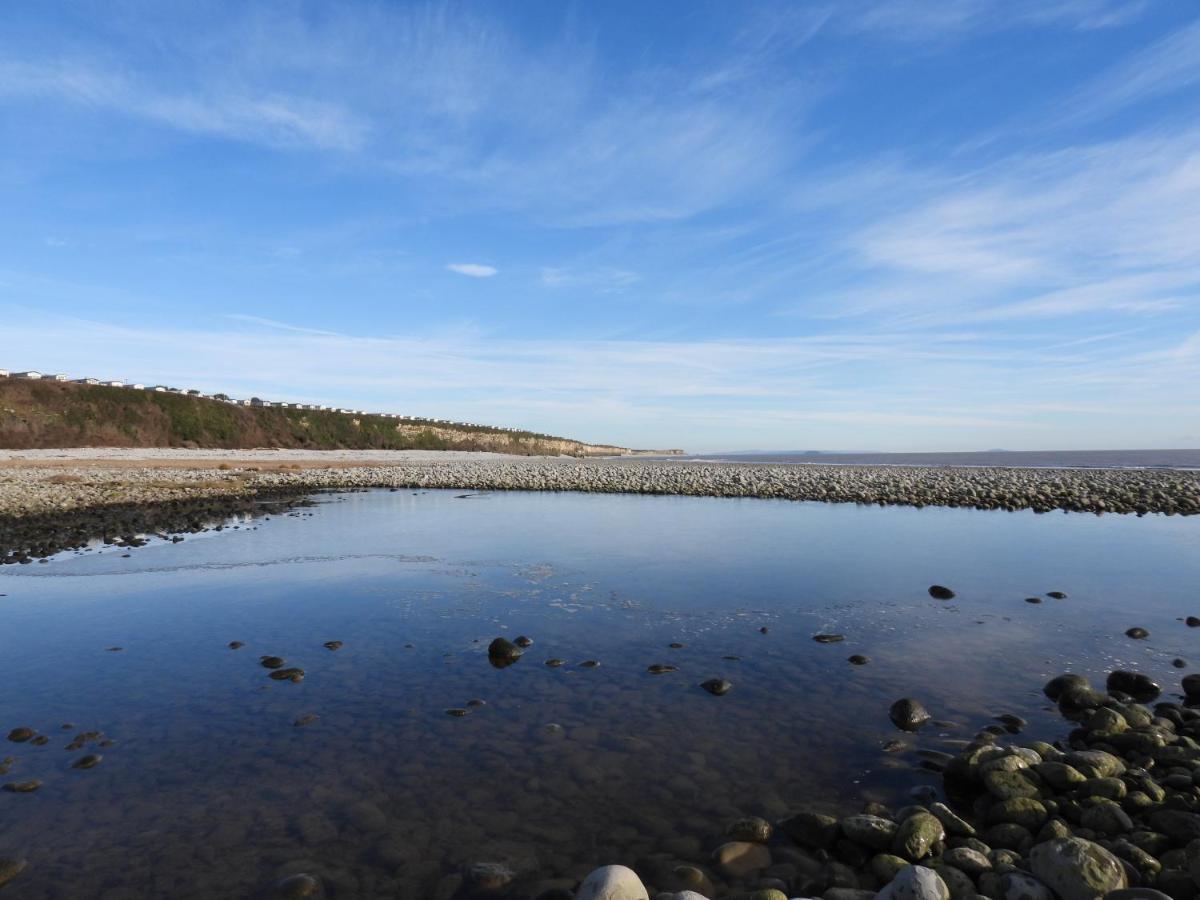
[1,489,1198,898]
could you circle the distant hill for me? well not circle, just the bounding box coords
[0,379,663,457]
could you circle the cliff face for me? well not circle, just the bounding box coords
[0,380,675,457]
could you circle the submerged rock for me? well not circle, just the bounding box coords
[6,727,34,743]
[814,633,845,643]
[265,873,324,899]
[647,663,678,674]
[1125,627,1149,639]
[260,656,285,669]
[513,635,533,647]
[268,667,305,682]
[1105,670,1160,700]
[2,780,41,793]
[322,640,342,651]
[848,654,870,665]
[928,585,956,600]
[0,859,27,891]
[71,753,102,769]
[700,678,732,696]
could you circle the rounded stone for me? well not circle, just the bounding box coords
[1029,837,1128,900]
[878,864,950,900]
[712,841,772,878]
[700,678,731,696]
[726,815,773,843]
[890,698,932,731]
[893,812,945,861]
[576,864,649,900]
[929,586,956,600]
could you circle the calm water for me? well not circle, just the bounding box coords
[682,448,1200,469]
[2,489,1199,898]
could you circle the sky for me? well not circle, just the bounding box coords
[1,1,1199,452]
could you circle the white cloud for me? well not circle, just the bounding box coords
[446,263,497,278]
[1064,17,1200,124]
[0,60,366,152]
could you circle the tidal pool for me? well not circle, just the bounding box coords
[1,489,1198,898]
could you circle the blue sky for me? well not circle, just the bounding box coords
[1,1,1198,451]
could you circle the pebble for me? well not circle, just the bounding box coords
[928,585,956,600]
[445,708,469,717]
[890,698,932,731]
[1046,591,1067,599]
[228,641,244,649]
[322,640,342,651]
[576,865,649,900]
[579,660,600,668]
[545,658,566,667]
[647,664,678,674]
[260,656,285,669]
[488,637,523,662]
[514,635,533,647]
[268,667,305,682]
[712,841,772,878]
[6,727,34,743]
[813,633,845,643]
[849,654,870,665]
[71,753,102,769]
[0,858,27,890]
[1125,627,1149,639]
[2,780,41,793]
[700,678,731,696]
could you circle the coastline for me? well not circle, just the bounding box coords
[1,450,1199,561]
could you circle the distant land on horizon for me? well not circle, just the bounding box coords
[682,449,1200,470]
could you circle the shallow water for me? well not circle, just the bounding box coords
[1,489,1199,898]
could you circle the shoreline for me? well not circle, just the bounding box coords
[1,453,1198,560]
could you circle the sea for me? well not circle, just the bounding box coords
[1,488,1199,897]
[672,449,1200,469]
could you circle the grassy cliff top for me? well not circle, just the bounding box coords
[0,379,635,457]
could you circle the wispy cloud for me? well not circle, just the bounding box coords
[446,263,497,278]
[0,60,367,151]
[1063,17,1200,124]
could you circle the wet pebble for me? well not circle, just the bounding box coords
[514,635,533,647]
[1187,616,1200,627]
[228,641,244,649]
[1125,627,1150,639]
[71,753,102,769]
[890,697,932,731]
[268,667,305,682]
[814,633,845,643]
[445,708,469,717]
[668,642,685,649]
[30,735,49,746]
[647,664,679,674]
[1174,658,1188,668]
[261,656,286,669]
[700,678,732,696]
[0,858,27,890]
[1025,597,1042,604]
[2,780,41,793]
[579,660,600,668]
[322,640,343,651]
[6,727,34,743]
[1047,591,1067,599]
[465,698,486,707]
[929,585,956,599]
[545,658,566,667]
[849,654,870,665]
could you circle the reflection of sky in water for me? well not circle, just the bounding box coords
[1,490,1199,898]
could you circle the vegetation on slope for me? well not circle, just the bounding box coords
[0,380,631,456]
